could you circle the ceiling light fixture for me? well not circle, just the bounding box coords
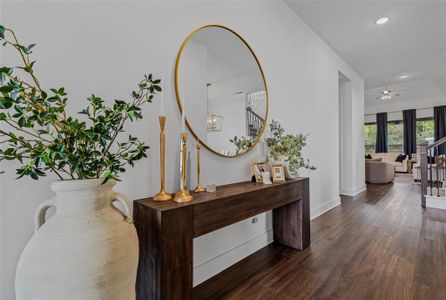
[375,17,389,25]
[399,75,409,79]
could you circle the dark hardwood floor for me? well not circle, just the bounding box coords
[194,175,446,300]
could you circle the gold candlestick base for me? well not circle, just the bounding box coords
[194,185,205,193]
[174,189,193,202]
[174,132,193,203]
[194,142,205,193]
[154,190,172,201]
[153,116,172,201]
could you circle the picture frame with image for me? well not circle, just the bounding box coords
[251,162,270,183]
[272,164,286,182]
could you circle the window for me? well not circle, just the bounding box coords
[364,123,376,153]
[387,121,404,152]
[364,116,435,154]
[416,118,434,145]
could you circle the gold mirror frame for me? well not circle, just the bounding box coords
[174,24,269,158]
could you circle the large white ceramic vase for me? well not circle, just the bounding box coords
[15,179,139,300]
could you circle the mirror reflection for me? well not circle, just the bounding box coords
[176,25,268,157]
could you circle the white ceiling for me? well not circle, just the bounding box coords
[285,1,446,107]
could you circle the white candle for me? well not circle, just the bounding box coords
[160,76,164,116]
[182,97,186,133]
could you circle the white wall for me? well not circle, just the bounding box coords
[177,40,208,142]
[338,72,366,197]
[0,1,364,298]
[207,94,246,154]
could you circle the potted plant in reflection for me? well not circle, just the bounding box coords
[229,135,255,155]
[0,25,160,299]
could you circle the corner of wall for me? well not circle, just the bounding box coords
[340,184,366,197]
[310,195,341,220]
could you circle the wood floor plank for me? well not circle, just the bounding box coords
[193,175,446,299]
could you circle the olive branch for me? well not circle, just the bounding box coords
[0,25,160,182]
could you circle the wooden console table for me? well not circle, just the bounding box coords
[133,177,310,300]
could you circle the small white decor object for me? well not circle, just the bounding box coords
[206,183,217,193]
[261,171,273,185]
[15,179,138,300]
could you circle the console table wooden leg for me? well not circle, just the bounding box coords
[273,180,310,250]
[134,204,193,300]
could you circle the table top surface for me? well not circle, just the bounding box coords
[134,177,308,212]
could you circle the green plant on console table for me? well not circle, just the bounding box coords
[0,25,160,183]
[266,120,316,176]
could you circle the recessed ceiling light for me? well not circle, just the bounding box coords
[399,75,409,79]
[375,17,390,25]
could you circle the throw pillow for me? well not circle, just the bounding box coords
[395,154,406,163]
[365,154,372,159]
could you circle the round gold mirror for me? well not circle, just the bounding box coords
[175,25,268,157]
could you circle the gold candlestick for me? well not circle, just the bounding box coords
[194,142,205,193]
[153,116,172,201]
[174,133,193,202]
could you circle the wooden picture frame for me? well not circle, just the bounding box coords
[272,164,286,182]
[252,162,269,183]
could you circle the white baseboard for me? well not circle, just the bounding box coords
[340,184,366,197]
[310,196,341,220]
[192,194,345,286]
[426,195,446,210]
[193,230,274,287]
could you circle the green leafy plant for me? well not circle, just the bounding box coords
[228,119,315,175]
[0,25,160,182]
[229,135,254,154]
[266,120,316,175]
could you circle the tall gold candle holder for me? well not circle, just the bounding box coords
[194,142,205,193]
[174,133,193,202]
[153,116,172,201]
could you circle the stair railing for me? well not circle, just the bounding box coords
[246,107,264,138]
[420,136,446,207]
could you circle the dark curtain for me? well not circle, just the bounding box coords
[375,112,388,153]
[434,105,446,155]
[403,109,416,157]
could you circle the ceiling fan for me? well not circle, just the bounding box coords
[376,86,403,100]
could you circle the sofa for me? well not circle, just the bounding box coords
[365,160,395,183]
[367,152,409,173]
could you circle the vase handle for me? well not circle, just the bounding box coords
[35,197,57,232]
[112,192,133,224]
